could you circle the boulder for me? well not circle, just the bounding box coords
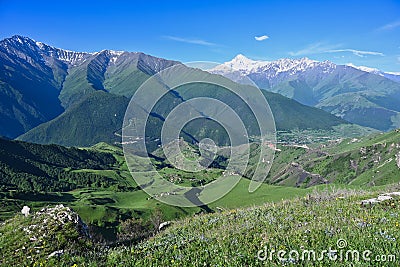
[21,206,30,217]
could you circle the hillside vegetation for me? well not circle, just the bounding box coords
[1,186,399,266]
[0,137,117,192]
[268,129,400,187]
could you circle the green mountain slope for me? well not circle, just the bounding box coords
[267,66,400,131]
[267,129,400,187]
[59,51,179,108]
[18,91,130,147]
[0,137,117,192]
[262,90,346,130]
[0,36,65,138]
[19,80,352,148]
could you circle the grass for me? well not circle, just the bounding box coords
[209,179,312,209]
[4,185,397,266]
[105,186,400,266]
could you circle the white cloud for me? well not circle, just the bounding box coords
[289,42,341,56]
[326,49,384,57]
[255,35,269,41]
[377,20,400,31]
[164,36,216,46]
[289,43,384,57]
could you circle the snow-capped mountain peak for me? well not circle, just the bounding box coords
[230,53,259,66]
[209,54,336,85]
[212,54,265,73]
[92,49,125,64]
[0,35,91,66]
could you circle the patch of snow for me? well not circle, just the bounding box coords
[347,63,400,82]
[35,41,45,49]
[386,71,400,76]
[347,63,383,76]
[108,50,124,56]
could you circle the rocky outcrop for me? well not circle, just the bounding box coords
[22,204,89,242]
[361,192,400,205]
[396,152,400,169]
[272,162,328,187]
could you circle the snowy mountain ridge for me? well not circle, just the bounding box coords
[0,35,129,66]
[346,63,400,83]
[210,54,400,84]
[210,54,336,77]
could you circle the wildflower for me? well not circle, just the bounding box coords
[325,228,335,236]
[357,222,370,228]
[208,218,219,224]
[380,217,388,223]
[378,230,396,241]
[199,235,208,241]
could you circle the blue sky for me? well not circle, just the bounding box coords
[1,0,400,72]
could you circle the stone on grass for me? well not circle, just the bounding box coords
[21,206,30,217]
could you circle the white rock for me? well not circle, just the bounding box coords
[377,195,392,201]
[396,153,400,169]
[361,198,380,205]
[47,250,64,258]
[21,206,30,217]
[159,221,172,231]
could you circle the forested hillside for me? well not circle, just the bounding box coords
[0,138,116,192]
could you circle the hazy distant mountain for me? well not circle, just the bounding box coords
[346,63,400,83]
[210,55,400,131]
[0,36,357,147]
